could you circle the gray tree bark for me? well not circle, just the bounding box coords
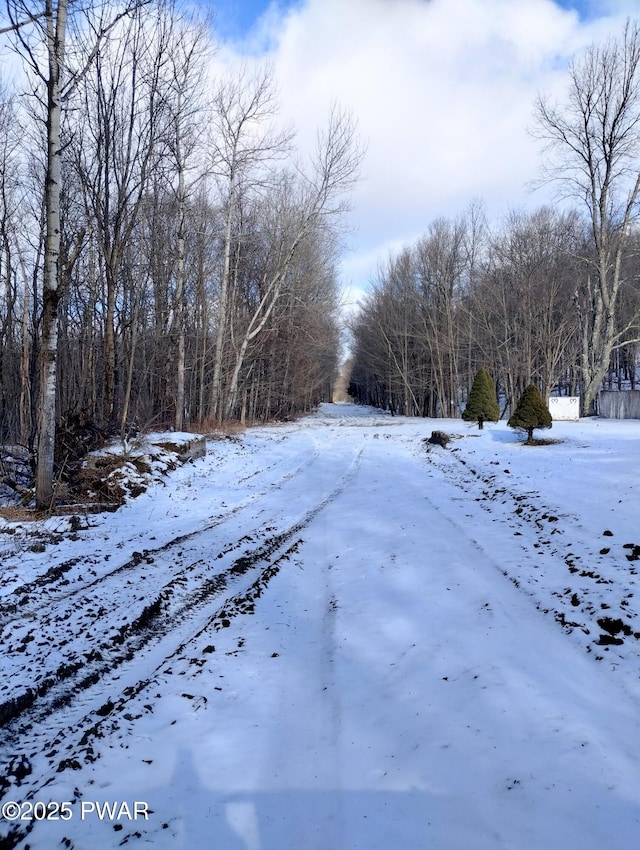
[35,0,67,509]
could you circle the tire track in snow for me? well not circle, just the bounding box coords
[422,443,640,663]
[0,438,328,717]
[0,443,322,626]
[0,447,363,809]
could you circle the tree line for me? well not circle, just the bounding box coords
[2,6,640,509]
[349,20,640,420]
[0,0,362,506]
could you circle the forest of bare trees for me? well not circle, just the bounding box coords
[349,22,640,420]
[0,0,362,506]
[348,201,640,418]
[1,3,640,510]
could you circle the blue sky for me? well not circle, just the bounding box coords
[208,0,265,39]
[555,0,638,17]
[209,0,296,40]
[555,0,596,15]
[211,0,607,39]
[205,0,640,306]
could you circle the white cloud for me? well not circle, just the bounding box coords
[214,0,640,292]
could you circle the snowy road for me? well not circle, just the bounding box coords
[1,403,640,848]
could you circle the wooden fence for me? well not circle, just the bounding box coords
[598,391,640,419]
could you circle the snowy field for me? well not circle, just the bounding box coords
[1,402,639,849]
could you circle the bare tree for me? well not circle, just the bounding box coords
[415,216,468,417]
[71,3,171,432]
[349,205,585,420]
[223,106,363,420]
[0,83,23,442]
[5,0,71,508]
[472,207,582,410]
[535,19,640,414]
[207,66,292,422]
[4,0,151,507]
[159,14,210,430]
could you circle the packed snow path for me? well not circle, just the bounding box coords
[1,403,639,848]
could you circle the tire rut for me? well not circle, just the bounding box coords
[423,443,640,659]
[0,443,323,629]
[0,448,362,783]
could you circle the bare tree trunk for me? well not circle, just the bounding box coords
[225,107,362,419]
[196,262,208,423]
[173,100,186,431]
[210,183,234,420]
[35,0,67,509]
[119,271,141,439]
[162,22,209,430]
[18,251,31,443]
[103,262,117,425]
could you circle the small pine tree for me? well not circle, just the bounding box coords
[508,384,552,443]
[462,367,500,429]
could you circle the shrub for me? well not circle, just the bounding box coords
[508,385,552,444]
[462,367,500,429]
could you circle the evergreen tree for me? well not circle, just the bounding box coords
[462,367,500,429]
[508,384,552,443]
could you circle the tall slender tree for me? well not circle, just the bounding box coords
[160,14,210,431]
[535,19,640,414]
[208,66,292,422]
[4,0,150,507]
[223,107,362,420]
[3,0,71,508]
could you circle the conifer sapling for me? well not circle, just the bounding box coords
[462,367,500,429]
[508,384,552,444]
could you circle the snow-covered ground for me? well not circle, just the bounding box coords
[1,403,639,849]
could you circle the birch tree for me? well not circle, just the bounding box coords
[4,0,150,507]
[2,0,75,508]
